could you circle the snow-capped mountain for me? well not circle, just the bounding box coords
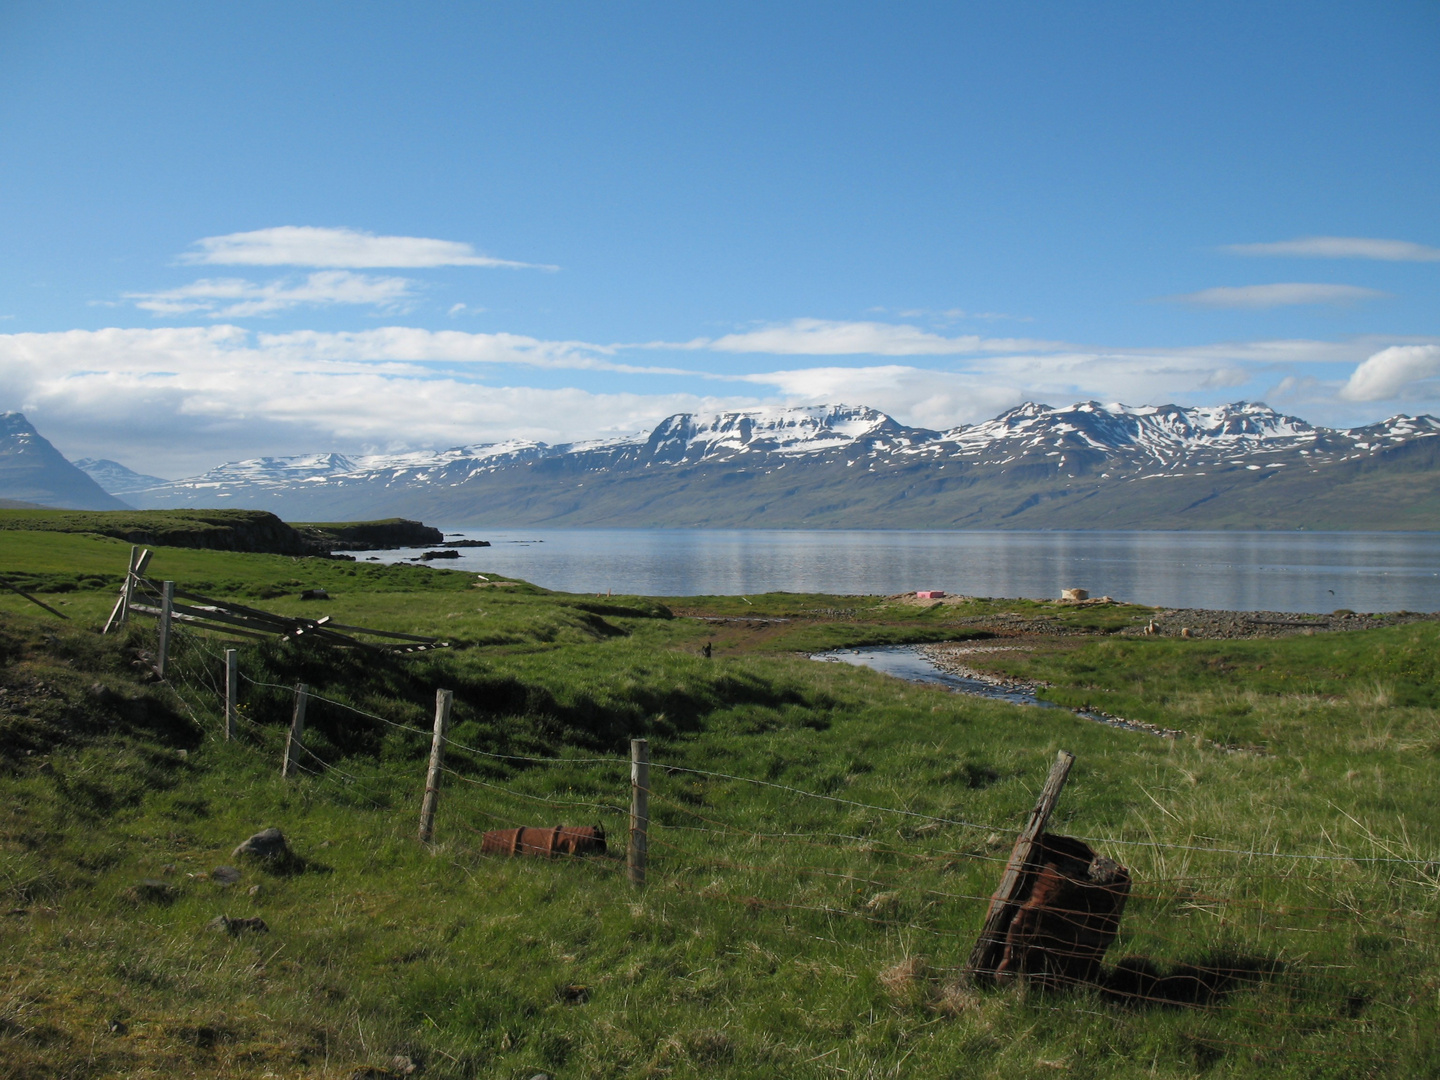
[96,401,1440,529]
[74,458,171,496]
[924,401,1439,473]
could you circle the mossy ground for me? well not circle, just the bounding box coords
[0,531,1436,1078]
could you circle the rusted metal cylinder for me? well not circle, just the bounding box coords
[992,833,1131,989]
[481,825,607,857]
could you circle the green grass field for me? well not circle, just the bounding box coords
[1,530,1437,1078]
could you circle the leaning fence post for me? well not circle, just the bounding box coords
[103,546,141,634]
[282,683,308,778]
[224,649,238,741]
[418,689,453,843]
[629,738,650,887]
[964,748,1075,981]
[154,581,175,677]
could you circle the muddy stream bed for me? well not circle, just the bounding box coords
[809,644,1181,738]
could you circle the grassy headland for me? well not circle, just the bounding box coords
[0,525,1436,1078]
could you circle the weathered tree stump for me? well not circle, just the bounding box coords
[992,833,1131,989]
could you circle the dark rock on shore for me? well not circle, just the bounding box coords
[295,519,444,551]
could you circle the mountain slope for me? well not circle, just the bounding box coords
[74,458,171,496]
[122,401,1440,529]
[0,413,130,511]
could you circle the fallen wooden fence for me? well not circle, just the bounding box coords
[105,547,447,655]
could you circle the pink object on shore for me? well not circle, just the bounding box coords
[916,590,946,599]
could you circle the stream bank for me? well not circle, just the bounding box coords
[810,644,1183,738]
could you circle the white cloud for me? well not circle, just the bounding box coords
[1166,283,1385,309]
[254,327,702,376]
[7,318,1438,476]
[182,226,557,270]
[126,271,416,317]
[732,348,1261,431]
[1225,236,1440,261]
[1339,345,1440,402]
[657,318,1062,356]
[0,325,743,475]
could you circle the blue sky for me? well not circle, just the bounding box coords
[1,1,1437,475]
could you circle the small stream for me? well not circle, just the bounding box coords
[810,645,1173,737]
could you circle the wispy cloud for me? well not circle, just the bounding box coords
[1165,283,1385,309]
[0,325,728,475]
[181,226,558,270]
[126,271,416,317]
[1339,344,1440,402]
[1224,236,1440,261]
[650,318,1062,356]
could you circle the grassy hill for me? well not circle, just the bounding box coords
[0,530,1436,1076]
[0,508,442,560]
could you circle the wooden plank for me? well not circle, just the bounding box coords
[629,738,650,887]
[137,583,439,651]
[126,605,271,639]
[319,621,441,643]
[224,649,238,741]
[167,601,297,634]
[124,549,153,623]
[964,749,1075,980]
[154,581,174,678]
[0,574,69,620]
[282,683,308,778]
[417,689,453,843]
[103,546,141,633]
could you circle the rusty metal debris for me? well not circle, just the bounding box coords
[481,826,607,858]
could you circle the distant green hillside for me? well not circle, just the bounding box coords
[0,509,440,556]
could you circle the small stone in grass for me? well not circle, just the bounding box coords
[233,828,289,861]
[212,866,241,885]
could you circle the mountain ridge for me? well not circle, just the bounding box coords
[0,413,131,511]
[21,401,1440,529]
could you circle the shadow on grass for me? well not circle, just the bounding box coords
[229,637,833,762]
[1100,952,1286,1008]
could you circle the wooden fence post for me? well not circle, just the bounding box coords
[964,748,1075,981]
[282,683,308,778]
[154,581,175,677]
[103,546,140,633]
[629,738,650,887]
[105,548,153,635]
[224,649,238,741]
[418,689,453,843]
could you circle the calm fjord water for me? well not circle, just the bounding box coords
[357,529,1440,614]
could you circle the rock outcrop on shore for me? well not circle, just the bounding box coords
[0,509,450,559]
[294,519,443,551]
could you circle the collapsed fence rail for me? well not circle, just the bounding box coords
[104,549,450,668]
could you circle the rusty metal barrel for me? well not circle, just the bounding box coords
[480,825,607,858]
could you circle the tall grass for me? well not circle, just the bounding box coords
[0,535,1436,1076]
